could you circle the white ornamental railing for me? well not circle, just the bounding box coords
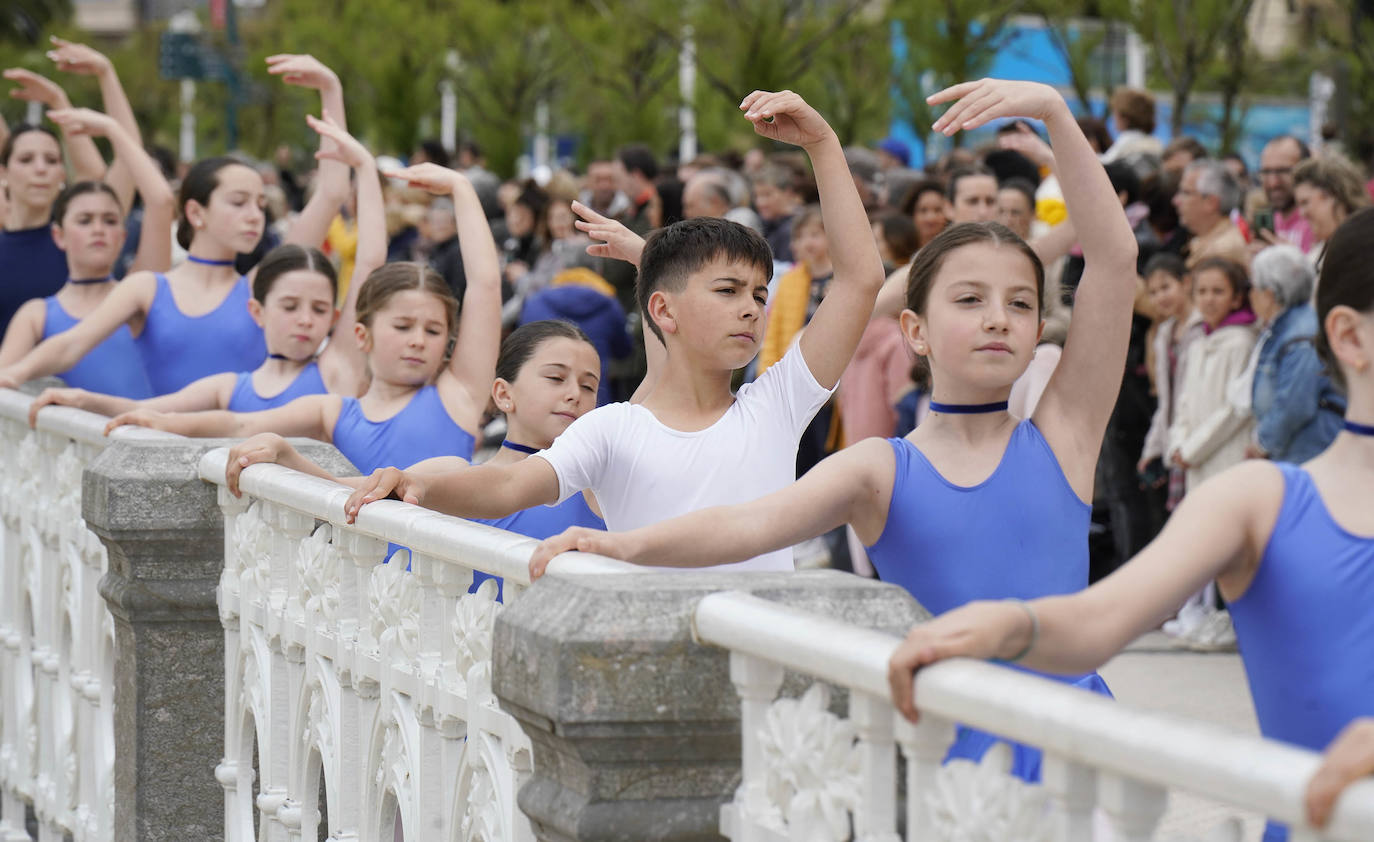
[198,449,637,842]
[0,389,175,842]
[695,591,1374,842]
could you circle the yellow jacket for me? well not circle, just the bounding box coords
[759,262,814,375]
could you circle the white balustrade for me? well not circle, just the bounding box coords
[0,389,175,842]
[695,591,1374,842]
[198,448,637,842]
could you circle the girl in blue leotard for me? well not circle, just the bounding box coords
[531,79,1141,782]
[27,116,385,422]
[0,106,174,400]
[106,160,502,475]
[224,319,608,596]
[0,54,353,395]
[886,207,1374,841]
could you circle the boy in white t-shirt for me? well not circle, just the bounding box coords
[343,89,886,572]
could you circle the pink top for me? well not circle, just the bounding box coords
[837,318,911,443]
[1272,206,1314,254]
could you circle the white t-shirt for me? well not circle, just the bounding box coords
[535,344,834,571]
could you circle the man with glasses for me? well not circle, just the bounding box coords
[1256,135,1314,253]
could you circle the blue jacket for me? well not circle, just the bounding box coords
[1252,303,1344,463]
[521,285,632,405]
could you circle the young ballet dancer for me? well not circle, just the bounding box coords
[0,54,353,396]
[104,160,502,475]
[0,107,174,399]
[26,114,384,421]
[884,207,1374,842]
[338,90,886,573]
[528,79,1139,781]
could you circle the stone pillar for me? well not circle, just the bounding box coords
[82,438,355,842]
[493,570,927,842]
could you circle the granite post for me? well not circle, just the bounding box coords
[492,569,927,842]
[82,438,355,842]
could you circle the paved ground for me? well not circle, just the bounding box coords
[1100,631,1264,842]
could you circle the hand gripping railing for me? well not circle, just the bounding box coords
[694,590,1374,842]
[197,447,636,842]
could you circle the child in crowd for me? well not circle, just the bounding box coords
[529,79,1139,782]
[1138,253,1203,506]
[340,89,886,573]
[1163,257,1259,648]
[0,106,174,399]
[886,207,1374,842]
[27,115,385,420]
[103,161,502,475]
[759,204,830,373]
[0,55,352,395]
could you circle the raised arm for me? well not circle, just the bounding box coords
[886,459,1280,721]
[526,437,894,579]
[268,55,351,250]
[46,38,141,208]
[0,273,153,388]
[3,69,104,182]
[384,163,501,433]
[741,90,885,390]
[304,113,375,393]
[47,108,174,273]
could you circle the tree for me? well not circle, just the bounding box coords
[1103,0,1256,136]
[1031,0,1107,115]
[890,0,1027,147]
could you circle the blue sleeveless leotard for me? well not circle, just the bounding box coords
[332,384,475,474]
[42,296,153,399]
[135,273,267,394]
[1228,463,1374,842]
[866,420,1112,782]
[472,492,606,600]
[226,362,328,412]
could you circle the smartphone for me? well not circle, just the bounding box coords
[1253,207,1275,234]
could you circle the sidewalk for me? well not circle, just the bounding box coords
[1100,632,1263,841]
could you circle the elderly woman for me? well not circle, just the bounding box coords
[1294,153,1369,268]
[1241,245,1345,463]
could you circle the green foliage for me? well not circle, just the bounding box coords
[890,0,1026,147]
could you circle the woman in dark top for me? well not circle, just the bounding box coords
[0,124,70,334]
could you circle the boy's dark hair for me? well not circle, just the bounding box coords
[1315,206,1374,387]
[618,144,658,181]
[1143,252,1186,282]
[946,164,996,202]
[637,217,774,342]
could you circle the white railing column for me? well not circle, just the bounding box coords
[850,691,898,841]
[730,652,784,838]
[1098,773,1167,842]
[1042,754,1098,842]
[896,714,953,841]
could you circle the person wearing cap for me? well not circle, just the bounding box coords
[875,137,910,170]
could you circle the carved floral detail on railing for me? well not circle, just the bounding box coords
[452,578,500,687]
[13,435,42,518]
[233,502,272,598]
[297,524,339,624]
[756,684,862,841]
[368,564,420,663]
[927,742,1053,842]
[457,741,497,842]
[301,680,334,772]
[52,444,84,533]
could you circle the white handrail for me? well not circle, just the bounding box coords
[196,447,640,586]
[695,590,1374,842]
